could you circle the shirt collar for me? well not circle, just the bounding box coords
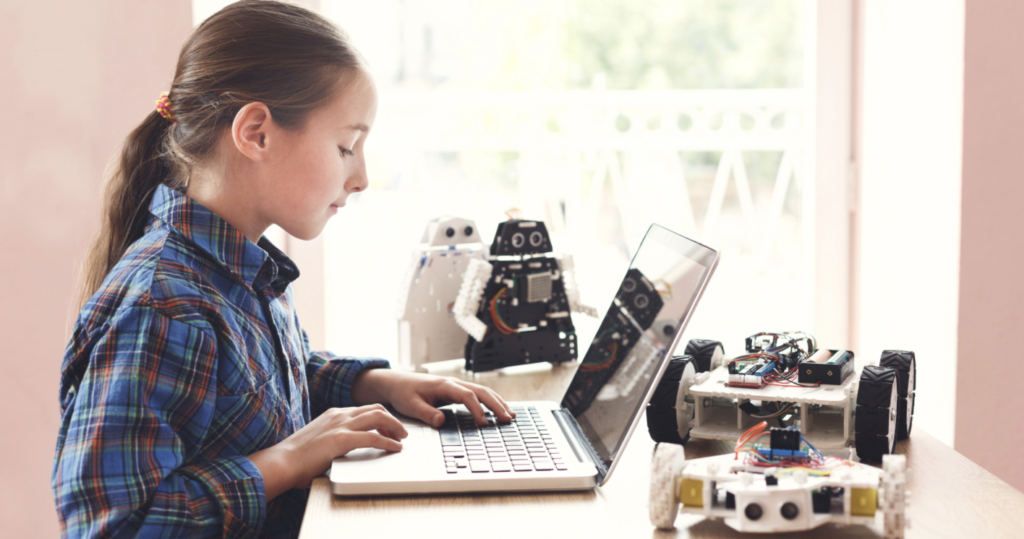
[149,184,300,292]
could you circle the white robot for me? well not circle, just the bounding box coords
[396,216,488,371]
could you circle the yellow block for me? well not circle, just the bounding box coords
[850,488,877,516]
[679,478,703,507]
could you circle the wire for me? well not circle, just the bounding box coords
[489,287,517,334]
[504,208,523,221]
[749,402,796,419]
[654,279,673,298]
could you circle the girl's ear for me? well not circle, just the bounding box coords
[231,102,273,161]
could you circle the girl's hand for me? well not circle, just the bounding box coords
[248,403,407,499]
[352,369,516,427]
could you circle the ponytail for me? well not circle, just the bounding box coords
[77,110,180,309]
[75,0,365,310]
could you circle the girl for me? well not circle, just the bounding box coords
[52,2,514,537]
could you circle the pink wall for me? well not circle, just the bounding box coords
[957,0,1024,493]
[0,1,192,535]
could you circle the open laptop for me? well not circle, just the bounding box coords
[331,224,719,495]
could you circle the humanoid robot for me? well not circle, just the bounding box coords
[453,219,597,372]
[396,216,487,371]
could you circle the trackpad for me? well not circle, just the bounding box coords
[331,413,437,480]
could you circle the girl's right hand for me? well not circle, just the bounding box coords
[248,404,407,500]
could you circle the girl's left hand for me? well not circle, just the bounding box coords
[352,369,516,427]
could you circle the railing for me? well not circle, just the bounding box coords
[325,89,809,357]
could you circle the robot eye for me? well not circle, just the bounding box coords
[464,226,474,236]
[744,503,763,521]
[445,227,455,238]
[511,232,525,248]
[663,324,675,336]
[622,277,637,293]
[529,231,543,247]
[634,294,650,309]
[781,502,799,520]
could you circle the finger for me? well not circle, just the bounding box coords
[345,409,409,439]
[338,431,403,455]
[476,387,515,423]
[330,403,387,422]
[454,380,515,423]
[454,387,487,425]
[403,397,447,428]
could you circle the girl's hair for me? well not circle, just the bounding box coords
[77,0,364,309]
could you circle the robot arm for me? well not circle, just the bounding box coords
[453,258,494,341]
[556,254,598,318]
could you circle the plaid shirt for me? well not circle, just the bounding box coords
[53,184,388,538]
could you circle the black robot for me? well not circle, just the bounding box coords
[452,219,597,372]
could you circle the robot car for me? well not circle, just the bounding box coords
[396,216,487,371]
[648,425,908,537]
[453,218,597,372]
[645,335,917,464]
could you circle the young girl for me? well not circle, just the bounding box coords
[52,2,514,537]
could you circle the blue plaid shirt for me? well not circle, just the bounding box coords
[53,184,388,538]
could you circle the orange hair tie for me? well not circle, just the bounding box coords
[155,92,176,122]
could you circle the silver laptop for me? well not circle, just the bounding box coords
[330,224,719,495]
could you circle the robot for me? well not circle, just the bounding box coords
[648,428,908,537]
[453,218,597,372]
[396,216,487,371]
[646,337,917,464]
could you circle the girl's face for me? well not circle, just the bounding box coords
[263,70,378,241]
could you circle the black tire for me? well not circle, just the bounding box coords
[880,350,916,440]
[647,356,696,445]
[684,339,724,373]
[855,366,899,462]
[650,356,693,407]
[646,405,690,445]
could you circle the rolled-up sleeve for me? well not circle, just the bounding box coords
[301,329,389,417]
[53,306,266,539]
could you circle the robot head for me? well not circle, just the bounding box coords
[489,220,553,256]
[420,216,483,248]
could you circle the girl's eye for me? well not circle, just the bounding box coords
[339,146,354,157]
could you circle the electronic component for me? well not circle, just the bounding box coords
[727,357,775,388]
[798,350,854,385]
[525,271,553,303]
[770,427,801,451]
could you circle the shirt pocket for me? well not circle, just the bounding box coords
[205,371,282,455]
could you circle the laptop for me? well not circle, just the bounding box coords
[330,224,719,495]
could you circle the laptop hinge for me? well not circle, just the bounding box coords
[552,409,608,484]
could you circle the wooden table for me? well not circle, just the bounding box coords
[300,361,1024,538]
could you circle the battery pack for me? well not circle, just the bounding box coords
[797,349,854,385]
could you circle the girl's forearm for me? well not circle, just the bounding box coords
[351,368,392,405]
[248,445,295,501]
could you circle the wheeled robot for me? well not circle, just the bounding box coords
[396,216,487,371]
[453,218,597,372]
[645,335,917,463]
[648,425,909,537]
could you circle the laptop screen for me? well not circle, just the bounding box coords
[561,224,717,469]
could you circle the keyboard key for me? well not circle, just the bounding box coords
[468,454,488,460]
[533,460,554,471]
[470,461,490,473]
[447,468,458,474]
[456,460,468,468]
[510,456,531,462]
[492,461,512,472]
[555,463,568,471]
[514,464,533,472]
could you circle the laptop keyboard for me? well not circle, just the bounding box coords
[439,406,569,474]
